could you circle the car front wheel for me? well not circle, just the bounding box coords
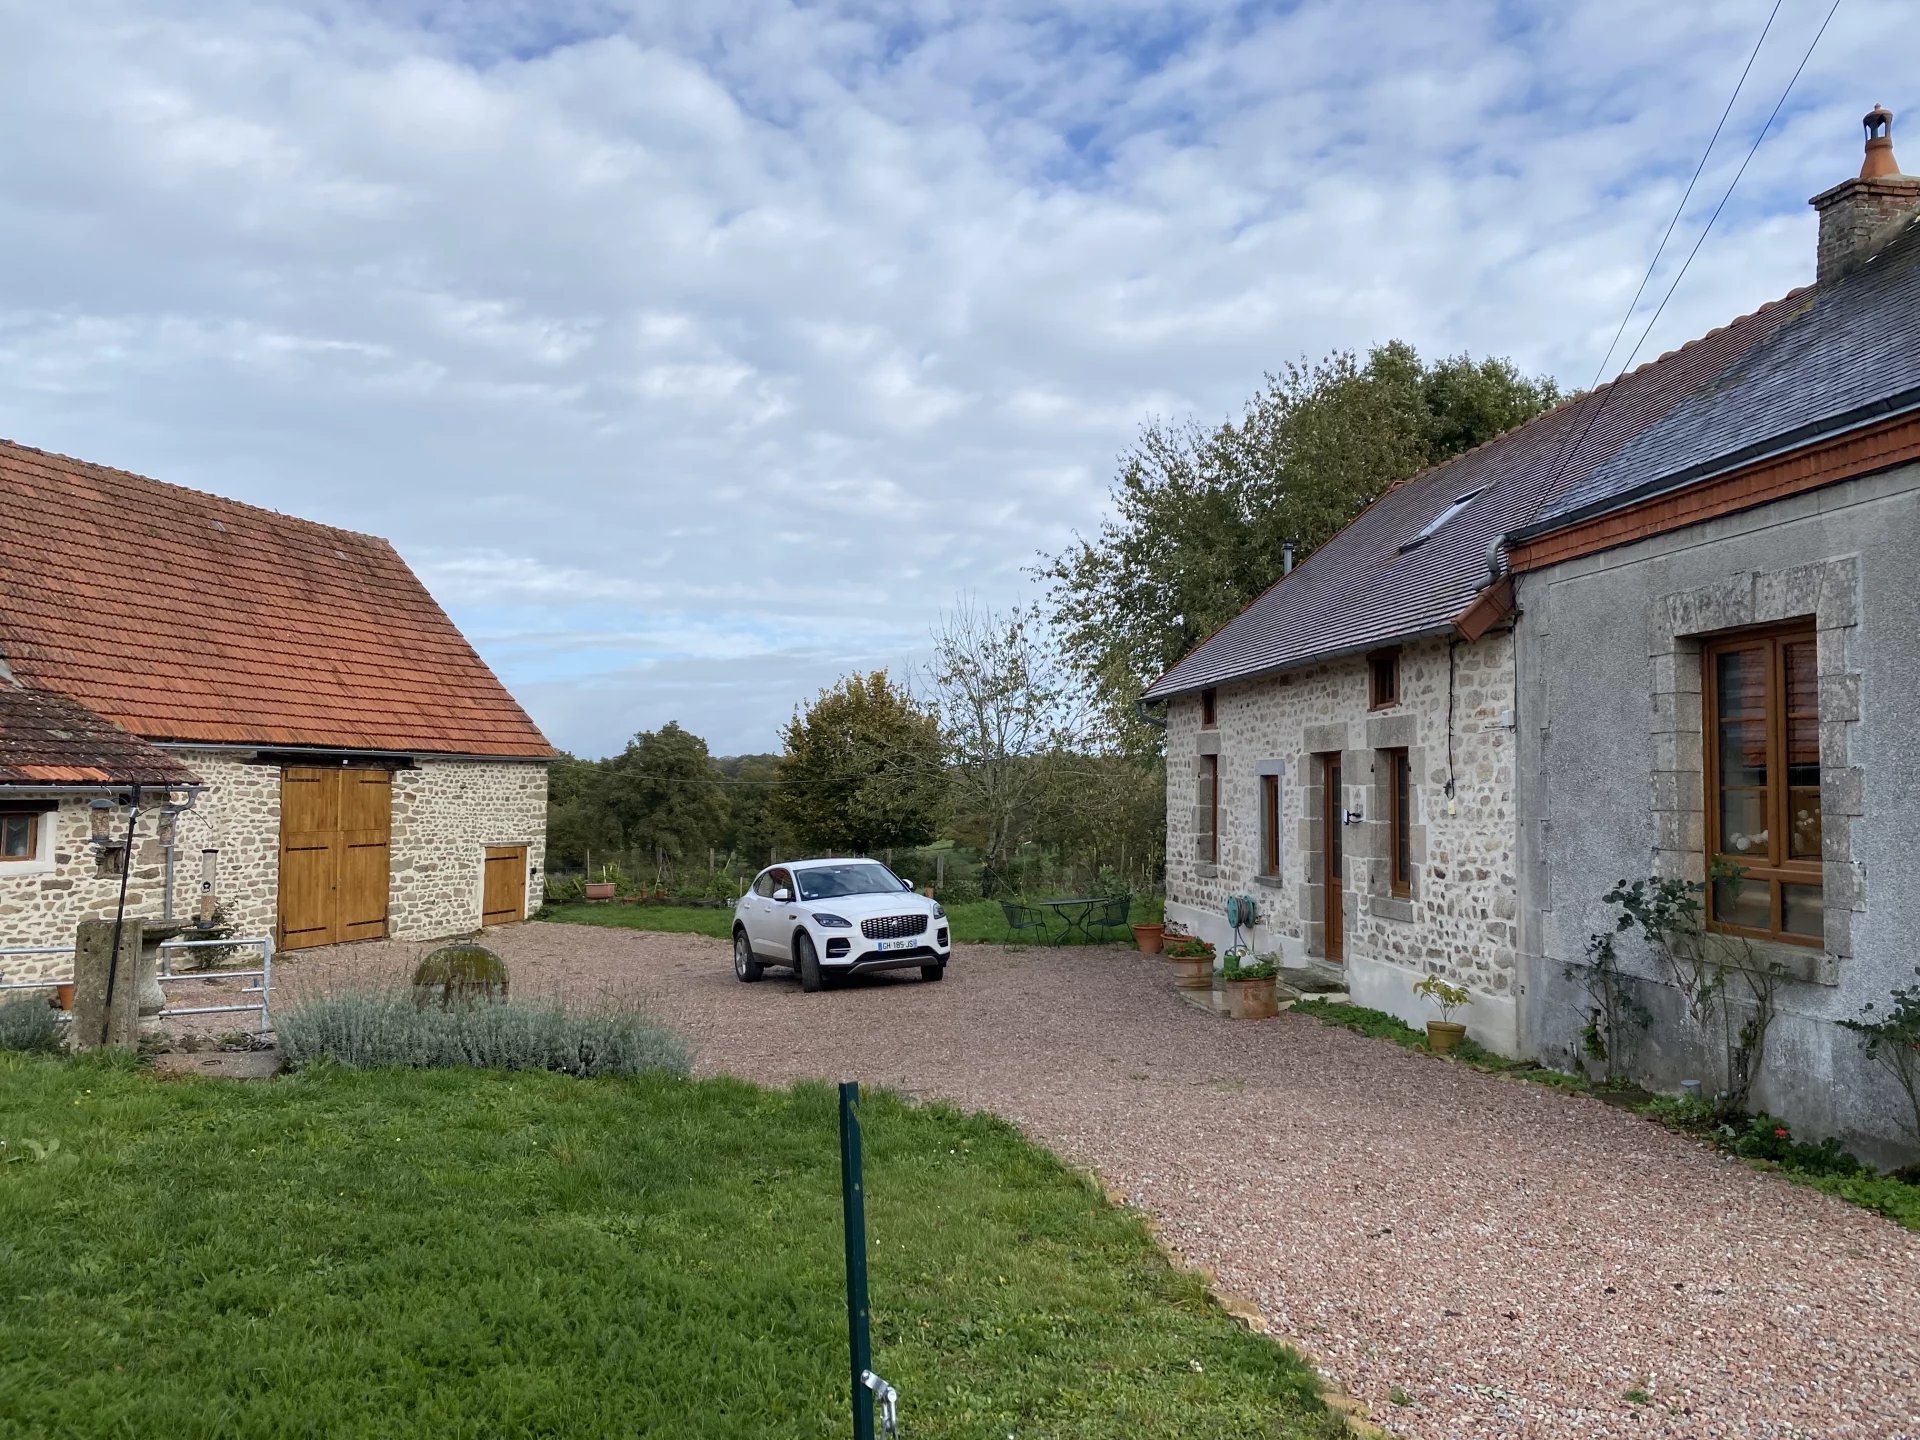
[733,929,764,983]
[920,963,945,982]
[796,933,823,993]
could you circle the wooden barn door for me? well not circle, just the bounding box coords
[278,766,392,950]
[482,846,528,927]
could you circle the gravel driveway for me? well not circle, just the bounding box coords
[277,924,1920,1440]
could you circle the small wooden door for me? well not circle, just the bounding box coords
[1321,754,1344,964]
[279,767,392,950]
[482,846,528,927]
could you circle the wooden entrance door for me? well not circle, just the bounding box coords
[279,766,392,950]
[482,846,528,927]
[1320,754,1344,963]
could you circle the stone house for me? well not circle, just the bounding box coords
[1507,107,1920,1161]
[1145,107,1920,1159]
[0,440,552,983]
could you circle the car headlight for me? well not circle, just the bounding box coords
[932,903,946,919]
[811,912,852,928]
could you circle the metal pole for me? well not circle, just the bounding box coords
[839,1081,874,1440]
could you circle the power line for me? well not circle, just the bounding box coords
[1584,0,1784,391]
[1540,0,1842,503]
[1616,0,1843,375]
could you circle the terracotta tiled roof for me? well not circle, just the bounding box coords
[0,441,553,758]
[1142,292,1803,700]
[0,682,200,787]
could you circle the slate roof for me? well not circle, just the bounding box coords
[0,440,554,757]
[0,682,200,787]
[1143,294,1801,700]
[1528,215,1920,531]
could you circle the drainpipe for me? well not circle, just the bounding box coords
[1134,697,1167,730]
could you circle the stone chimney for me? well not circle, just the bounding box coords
[1810,105,1920,285]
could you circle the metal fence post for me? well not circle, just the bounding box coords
[839,1081,875,1440]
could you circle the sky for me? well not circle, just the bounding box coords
[1,0,1912,757]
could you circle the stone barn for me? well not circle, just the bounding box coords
[0,438,552,981]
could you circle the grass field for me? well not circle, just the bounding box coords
[537,895,1165,946]
[0,1054,1339,1438]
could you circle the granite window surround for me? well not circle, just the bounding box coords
[1648,557,1862,985]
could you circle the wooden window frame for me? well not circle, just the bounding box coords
[1385,748,1412,898]
[1368,648,1401,710]
[1259,773,1280,877]
[1199,754,1220,864]
[1702,622,1822,947]
[1,810,43,862]
[1200,687,1218,729]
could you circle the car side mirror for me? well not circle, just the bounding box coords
[900,877,913,890]
[773,887,791,903]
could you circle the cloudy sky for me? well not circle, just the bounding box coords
[2,0,1911,756]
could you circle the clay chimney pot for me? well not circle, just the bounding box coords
[1861,103,1900,180]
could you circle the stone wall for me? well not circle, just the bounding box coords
[390,760,547,939]
[1164,632,1520,1049]
[0,753,279,984]
[1,754,547,981]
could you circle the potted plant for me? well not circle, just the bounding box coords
[1131,921,1166,954]
[584,864,620,902]
[1415,975,1472,1053]
[1220,953,1279,1020]
[1163,934,1215,989]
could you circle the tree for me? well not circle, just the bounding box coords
[1040,342,1559,750]
[923,600,1088,890]
[715,753,785,865]
[604,722,727,875]
[545,752,619,870]
[771,671,946,856]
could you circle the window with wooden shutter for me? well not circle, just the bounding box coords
[1198,754,1219,864]
[1703,624,1821,945]
[1260,773,1281,876]
[1385,749,1412,898]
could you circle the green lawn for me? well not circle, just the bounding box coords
[0,1055,1340,1438]
[537,895,1164,946]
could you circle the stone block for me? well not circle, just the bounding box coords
[1816,555,1860,629]
[1822,767,1864,818]
[1659,575,1752,639]
[1303,722,1349,754]
[1818,673,1860,724]
[1753,564,1825,624]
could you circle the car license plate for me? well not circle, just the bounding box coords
[874,939,910,952]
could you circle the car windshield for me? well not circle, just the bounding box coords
[796,863,904,901]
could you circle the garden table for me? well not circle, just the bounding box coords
[1034,896,1106,943]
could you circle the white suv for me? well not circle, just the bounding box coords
[732,857,951,992]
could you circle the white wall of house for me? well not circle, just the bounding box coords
[1163,632,1522,1050]
[0,753,547,981]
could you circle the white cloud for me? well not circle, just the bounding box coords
[0,0,1913,755]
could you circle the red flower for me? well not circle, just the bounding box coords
[1773,1127,1789,1140]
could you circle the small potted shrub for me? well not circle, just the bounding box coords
[1220,952,1279,1020]
[584,864,620,902]
[1163,933,1215,989]
[1415,975,1472,1053]
[1131,920,1166,954]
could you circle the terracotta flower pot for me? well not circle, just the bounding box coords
[1131,923,1166,955]
[1427,1020,1467,1054]
[1169,954,1213,989]
[584,882,617,902]
[1224,976,1278,1020]
[54,982,76,1012]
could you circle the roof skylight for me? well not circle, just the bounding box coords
[1399,489,1482,552]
